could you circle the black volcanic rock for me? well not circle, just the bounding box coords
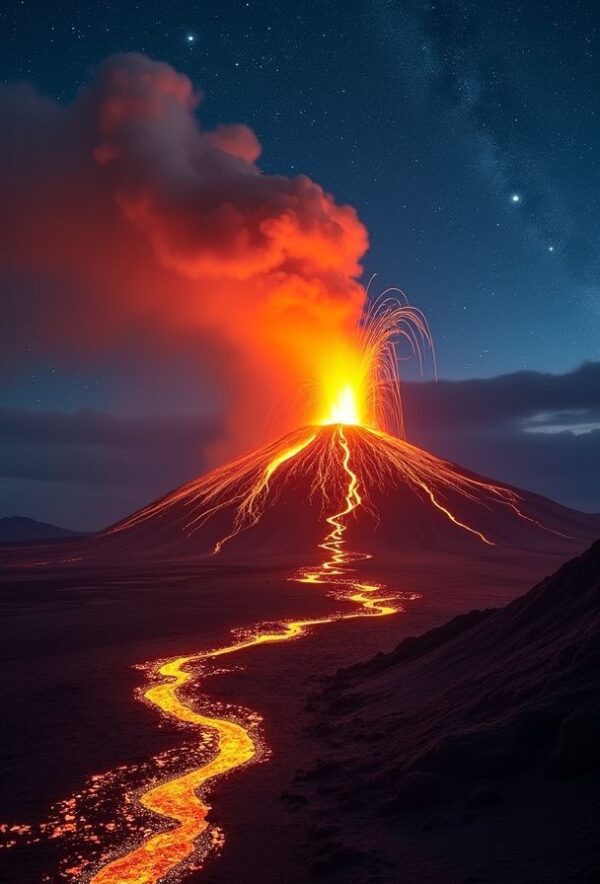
[377,771,443,814]
[547,710,600,775]
[321,539,600,774]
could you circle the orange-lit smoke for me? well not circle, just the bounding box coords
[0,53,374,453]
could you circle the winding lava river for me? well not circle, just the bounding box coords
[4,426,415,883]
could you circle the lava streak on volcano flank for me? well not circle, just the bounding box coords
[103,420,591,560]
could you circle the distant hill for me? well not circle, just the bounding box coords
[0,516,84,543]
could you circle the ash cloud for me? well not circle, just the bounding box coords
[0,53,368,449]
[88,55,366,284]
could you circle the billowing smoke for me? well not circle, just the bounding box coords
[0,54,368,454]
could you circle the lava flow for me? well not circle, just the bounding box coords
[3,294,595,883]
[87,425,412,884]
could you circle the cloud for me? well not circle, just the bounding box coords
[0,408,221,530]
[403,361,600,429]
[402,362,600,512]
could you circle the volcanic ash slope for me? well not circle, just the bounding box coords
[299,539,600,883]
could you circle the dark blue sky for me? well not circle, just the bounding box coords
[2,0,599,389]
[1,0,599,527]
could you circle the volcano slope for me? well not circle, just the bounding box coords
[297,539,600,884]
[32,423,600,564]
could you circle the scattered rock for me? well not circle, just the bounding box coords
[338,795,365,812]
[310,843,370,876]
[300,758,343,781]
[306,823,338,841]
[280,790,307,806]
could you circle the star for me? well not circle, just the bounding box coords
[511,193,521,203]
[186,34,195,44]
[548,245,555,252]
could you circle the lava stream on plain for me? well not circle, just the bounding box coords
[87,425,413,884]
[0,425,414,884]
[1,423,578,883]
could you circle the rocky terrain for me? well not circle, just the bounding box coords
[297,540,600,882]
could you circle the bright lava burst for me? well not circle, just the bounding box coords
[315,285,436,435]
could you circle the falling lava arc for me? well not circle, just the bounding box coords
[87,424,416,884]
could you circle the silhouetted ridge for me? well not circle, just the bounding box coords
[314,537,600,781]
[0,516,84,543]
[298,539,600,881]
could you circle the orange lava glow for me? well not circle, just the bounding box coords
[314,287,435,435]
[322,383,362,426]
[87,425,413,884]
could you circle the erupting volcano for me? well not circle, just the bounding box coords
[2,38,598,884]
[75,293,595,564]
[3,288,599,884]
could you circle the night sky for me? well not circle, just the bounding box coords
[1,0,599,527]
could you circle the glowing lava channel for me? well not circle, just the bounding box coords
[86,426,411,884]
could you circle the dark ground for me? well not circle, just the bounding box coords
[0,546,589,883]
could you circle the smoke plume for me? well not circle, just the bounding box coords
[0,54,369,453]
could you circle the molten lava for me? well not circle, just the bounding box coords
[322,383,362,426]
[84,425,415,884]
[103,420,584,560]
[311,289,435,436]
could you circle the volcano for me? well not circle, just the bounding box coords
[74,424,598,561]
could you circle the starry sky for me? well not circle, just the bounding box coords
[1,0,600,527]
